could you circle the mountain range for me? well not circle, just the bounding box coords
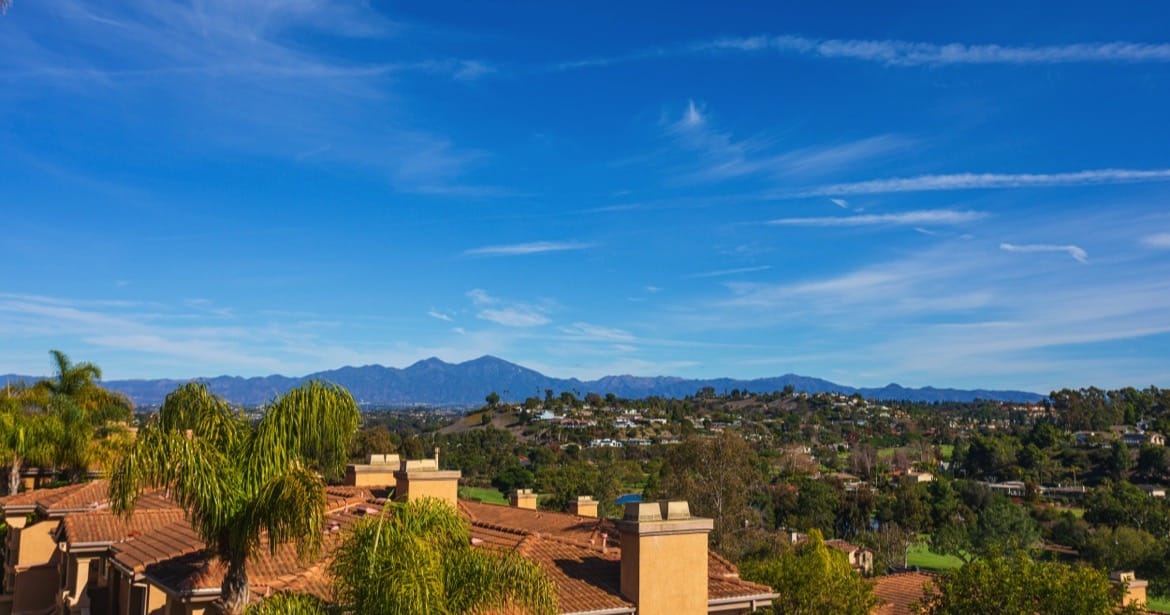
[1,355,1046,407]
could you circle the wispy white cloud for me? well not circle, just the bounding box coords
[830,198,849,209]
[465,289,551,328]
[1000,243,1089,263]
[686,265,773,279]
[664,101,909,183]
[463,240,595,257]
[554,34,1170,71]
[696,35,1170,66]
[0,0,498,196]
[427,309,453,322]
[767,209,985,227]
[476,308,549,327]
[800,168,1170,196]
[1142,233,1170,249]
[559,322,635,342]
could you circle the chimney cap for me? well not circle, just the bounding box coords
[624,502,663,522]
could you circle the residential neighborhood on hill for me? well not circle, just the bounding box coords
[0,353,1167,614]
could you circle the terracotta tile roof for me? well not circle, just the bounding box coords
[39,480,111,514]
[60,508,186,547]
[460,500,609,544]
[826,538,863,554]
[111,517,205,574]
[323,486,376,513]
[0,481,104,514]
[137,507,368,598]
[461,501,775,613]
[144,533,340,600]
[871,571,935,615]
[513,534,630,614]
[118,495,775,613]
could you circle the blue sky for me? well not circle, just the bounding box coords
[2,1,1170,392]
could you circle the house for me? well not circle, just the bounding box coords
[1,454,778,615]
[1138,485,1167,498]
[824,539,874,575]
[901,471,934,485]
[985,481,1027,498]
[1123,432,1166,447]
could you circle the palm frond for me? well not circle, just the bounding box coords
[329,498,556,615]
[250,462,327,559]
[444,549,557,615]
[248,381,359,485]
[329,516,446,615]
[245,592,332,615]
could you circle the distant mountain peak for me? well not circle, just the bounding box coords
[8,357,1045,407]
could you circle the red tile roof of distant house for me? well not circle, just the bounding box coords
[871,571,934,615]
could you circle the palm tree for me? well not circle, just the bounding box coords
[37,350,133,422]
[244,593,330,615]
[42,350,102,397]
[109,380,361,615]
[0,388,57,495]
[329,497,556,615]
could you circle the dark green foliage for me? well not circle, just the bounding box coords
[329,498,556,615]
[1085,480,1170,535]
[916,553,1136,615]
[740,529,879,615]
[245,593,332,615]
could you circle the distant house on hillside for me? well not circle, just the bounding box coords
[1124,431,1165,447]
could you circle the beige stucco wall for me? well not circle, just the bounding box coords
[63,553,95,612]
[510,491,538,510]
[569,500,598,517]
[620,531,709,615]
[14,521,58,568]
[344,466,397,488]
[394,472,459,506]
[400,477,458,507]
[146,583,168,615]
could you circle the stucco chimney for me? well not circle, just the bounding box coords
[393,450,461,506]
[569,495,598,518]
[344,453,401,488]
[616,500,713,615]
[1111,571,1148,608]
[510,488,539,510]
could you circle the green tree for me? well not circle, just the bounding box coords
[1085,480,1170,535]
[348,425,397,462]
[915,553,1137,615]
[485,391,500,408]
[0,390,57,495]
[37,350,133,424]
[932,495,1038,562]
[245,593,330,615]
[740,529,879,615]
[1107,440,1132,481]
[1082,526,1159,574]
[657,432,762,548]
[329,498,556,615]
[109,380,361,615]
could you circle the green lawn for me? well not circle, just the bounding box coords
[458,486,507,505]
[906,542,964,572]
[1147,596,1170,614]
